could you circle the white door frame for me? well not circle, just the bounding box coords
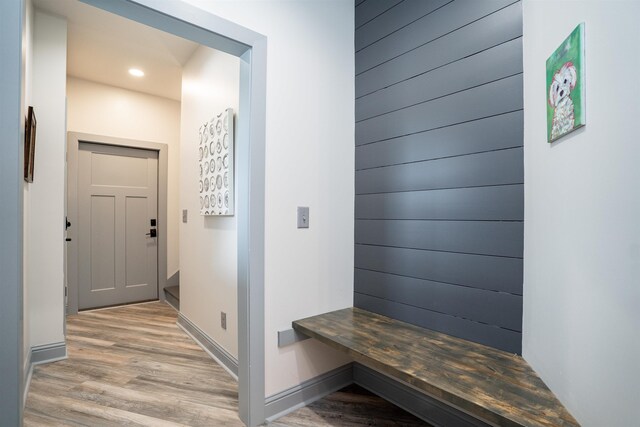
[1,1,268,426]
[67,132,169,314]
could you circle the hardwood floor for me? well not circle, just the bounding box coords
[24,302,427,426]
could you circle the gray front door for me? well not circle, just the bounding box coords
[77,142,159,310]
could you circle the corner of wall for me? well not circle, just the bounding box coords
[28,8,67,349]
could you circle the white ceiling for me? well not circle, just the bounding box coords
[34,0,200,100]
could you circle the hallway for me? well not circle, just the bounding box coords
[24,302,426,426]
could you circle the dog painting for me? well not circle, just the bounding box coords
[549,62,577,139]
[546,23,585,142]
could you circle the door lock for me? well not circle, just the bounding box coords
[145,229,157,238]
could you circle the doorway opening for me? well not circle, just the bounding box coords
[70,1,267,425]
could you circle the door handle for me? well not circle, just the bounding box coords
[145,229,157,238]
[65,238,72,242]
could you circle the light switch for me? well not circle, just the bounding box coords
[297,207,309,229]
[182,209,188,223]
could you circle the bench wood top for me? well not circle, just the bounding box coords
[293,307,579,427]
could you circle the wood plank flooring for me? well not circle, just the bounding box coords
[24,302,427,426]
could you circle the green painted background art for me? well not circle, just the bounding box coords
[546,23,585,142]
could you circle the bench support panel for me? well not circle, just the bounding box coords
[354,363,490,427]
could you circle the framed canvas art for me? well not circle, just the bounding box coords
[198,108,234,216]
[24,106,37,182]
[546,23,585,143]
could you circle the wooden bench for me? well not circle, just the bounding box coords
[293,307,579,427]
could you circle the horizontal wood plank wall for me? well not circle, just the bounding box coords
[354,0,524,354]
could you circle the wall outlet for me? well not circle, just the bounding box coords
[182,209,188,223]
[221,312,227,330]
[297,206,309,228]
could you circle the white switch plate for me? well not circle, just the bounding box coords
[297,207,309,228]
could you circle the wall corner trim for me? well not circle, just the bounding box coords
[264,363,354,423]
[177,312,238,379]
[23,349,33,408]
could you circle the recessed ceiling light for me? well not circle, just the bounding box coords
[129,68,144,77]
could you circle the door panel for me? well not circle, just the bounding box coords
[78,142,158,310]
[90,195,116,291]
[91,152,149,187]
[125,196,151,287]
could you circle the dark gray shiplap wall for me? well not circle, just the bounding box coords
[354,0,524,354]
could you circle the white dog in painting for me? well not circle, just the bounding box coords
[549,61,577,140]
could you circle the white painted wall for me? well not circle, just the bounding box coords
[28,10,67,348]
[522,1,640,425]
[66,77,182,278]
[182,0,355,396]
[179,46,240,358]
